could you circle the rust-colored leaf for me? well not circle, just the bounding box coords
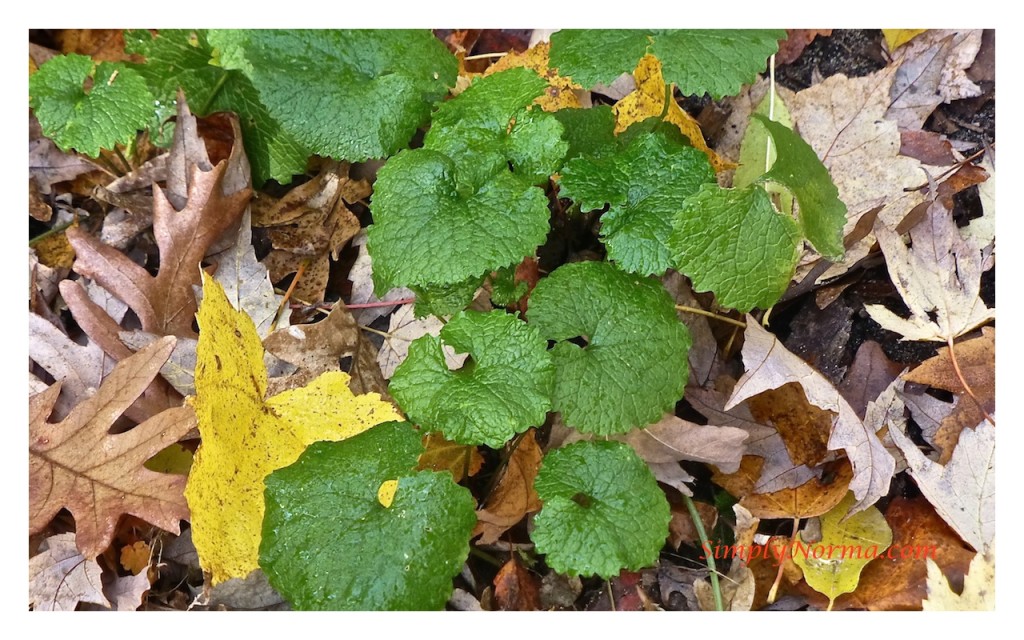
[775,30,832,65]
[493,556,541,611]
[29,337,197,558]
[902,328,994,462]
[66,98,251,337]
[738,459,853,520]
[473,430,543,544]
[418,432,485,483]
[747,382,832,467]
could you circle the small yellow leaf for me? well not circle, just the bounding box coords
[613,54,735,173]
[377,479,399,508]
[120,541,152,575]
[485,42,581,112]
[184,273,400,584]
[791,491,893,610]
[418,432,484,482]
[883,29,928,51]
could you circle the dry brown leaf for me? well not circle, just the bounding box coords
[865,201,994,342]
[474,430,543,545]
[889,420,994,553]
[618,414,747,472]
[775,30,832,65]
[827,497,975,610]
[484,42,581,111]
[923,545,994,610]
[210,209,284,337]
[29,532,109,611]
[695,561,755,611]
[347,230,414,325]
[418,432,484,483]
[493,556,541,611]
[902,328,994,462]
[887,30,983,129]
[29,312,113,420]
[29,134,104,195]
[901,387,956,450]
[837,341,905,419]
[103,571,152,611]
[30,337,196,558]
[747,383,832,467]
[728,321,894,514]
[254,160,367,303]
[688,386,818,494]
[737,460,853,520]
[668,500,717,550]
[66,98,251,338]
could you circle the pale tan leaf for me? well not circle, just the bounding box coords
[728,321,895,514]
[29,533,109,611]
[104,570,151,611]
[376,304,468,379]
[923,546,994,610]
[887,30,982,129]
[620,414,747,472]
[888,420,994,553]
[864,200,994,341]
[29,312,113,420]
[695,562,754,611]
[348,230,414,325]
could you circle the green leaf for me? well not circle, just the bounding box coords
[126,29,308,184]
[551,105,618,161]
[670,184,801,312]
[752,114,847,259]
[532,441,670,578]
[560,130,715,275]
[425,68,568,189]
[390,311,553,448]
[550,30,785,98]
[260,421,476,610]
[367,149,550,293]
[210,29,456,163]
[528,261,691,434]
[30,54,153,157]
[734,89,792,189]
[410,277,484,319]
[489,266,528,307]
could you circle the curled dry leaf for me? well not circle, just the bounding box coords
[493,556,541,611]
[474,430,543,545]
[887,30,983,129]
[695,561,755,611]
[888,420,994,553]
[29,337,197,558]
[66,97,251,338]
[728,320,895,514]
[29,532,108,611]
[29,312,113,420]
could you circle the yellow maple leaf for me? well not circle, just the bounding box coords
[882,29,928,52]
[184,272,400,584]
[613,54,735,173]
[484,42,581,112]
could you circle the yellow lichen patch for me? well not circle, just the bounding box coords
[184,273,400,584]
[485,42,581,112]
[614,54,736,173]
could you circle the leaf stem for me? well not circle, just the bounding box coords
[468,546,504,568]
[270,260,307,332]
[674,305,746,328]
[462,51,509,61]
[683,494,723,611]
[199,71,230,116]
[29,220,75,247]
[765,54,776,174]
[945,335,995,426]
[358,324,393,340]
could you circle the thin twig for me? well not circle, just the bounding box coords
[346,297,416,309]
[606,580,616,611]
[675,305,746,329]
[946,335,995,426]
[904,146,990,192]
[683,494,723,611]
[270,260,308,332]
[358,324,392,340]
[29,221,76,247]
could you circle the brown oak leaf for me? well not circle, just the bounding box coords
[66,97,251,338]
[30,337,197,558]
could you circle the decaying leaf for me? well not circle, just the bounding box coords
[792,492,893,611]
[493,556,541,611]
[347,230,414,326]
[902,328,994,462]
[103,570,152,611]
[29,533,108,611]
[923,545,994,611]
[887,30,983,129]
[728,321,895,514]
[66,98,251,337]
[473,430,543,545]
[732,460,853,520]
[253,160,368,302]
[29,312,113,420]
[484,42,581,112]
[888,419,994,553]
[210,209,285,337]
[865,201,994,342]
[418,432,485,483]
[376,304,468,379]
[184,273,400,584]
[613,54,733,172]
[30,337,196,558]
[695,561,755,611]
